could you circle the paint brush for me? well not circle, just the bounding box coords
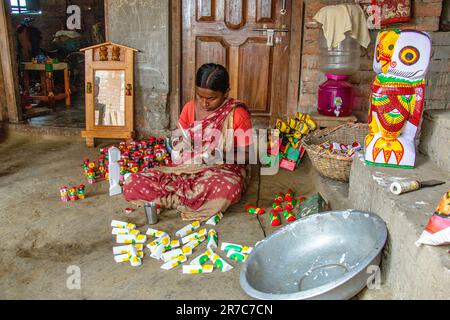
[390,180,446,195]
[178,124,189,140]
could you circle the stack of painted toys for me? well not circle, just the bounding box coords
[60,185,86,202]
[270,189,306,227]
[271,113,317,171]
[82,160,103,184]
[83,137,172,184]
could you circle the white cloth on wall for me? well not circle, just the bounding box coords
[313,4,371,49]
[54,30,81,39]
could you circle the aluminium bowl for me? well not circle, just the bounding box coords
[240,210,387,300]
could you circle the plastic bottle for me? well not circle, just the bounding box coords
[318,32,361,75]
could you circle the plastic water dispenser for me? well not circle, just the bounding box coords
[318,32,360,117]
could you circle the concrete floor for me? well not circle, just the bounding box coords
[25,95,86,129]
[0,130,322,300]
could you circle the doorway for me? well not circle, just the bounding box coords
[2,0,105,128]
[180,0,303,128]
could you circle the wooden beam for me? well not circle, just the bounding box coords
[286,0,304,117]
[169,0,182,130]
[0,0,21,123]
[104,0,110,41]
[229,46,240,100]
[0,57,6,122]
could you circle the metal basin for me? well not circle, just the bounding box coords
[240,210,387,300]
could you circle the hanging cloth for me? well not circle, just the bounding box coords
[313,4,371,49]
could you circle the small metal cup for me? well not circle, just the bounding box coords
[144,202,158,225]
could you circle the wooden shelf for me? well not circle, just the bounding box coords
[23,93,67,102]
[310,111,358,128]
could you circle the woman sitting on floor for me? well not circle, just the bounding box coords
[123,63,253,221]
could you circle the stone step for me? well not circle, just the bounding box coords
[6,122,83,137]
[348,154,450,299]
[316,176,350,211]
[419,109,450,173]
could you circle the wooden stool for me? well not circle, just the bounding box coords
[310,111,358,129]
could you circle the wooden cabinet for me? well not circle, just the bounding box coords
[81,42,138,147]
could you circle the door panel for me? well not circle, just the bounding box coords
[225,0,246,29]
[197,0,215,21]
[256,0,275,22]
[195,37,229,70]
[238,38,272,114]
[182,0,295,127]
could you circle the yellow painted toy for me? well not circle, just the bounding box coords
[276,112,317,149]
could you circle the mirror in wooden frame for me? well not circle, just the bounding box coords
[81,42,138,148]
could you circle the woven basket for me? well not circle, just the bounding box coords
[301,123,369,182]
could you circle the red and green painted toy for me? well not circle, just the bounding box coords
[274,192,284,205]
[283,210,297,222]
[244,205,266,216]
[270,210,282,227]
[284,189,295,202]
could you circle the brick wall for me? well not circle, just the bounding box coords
[299,0,449,120]
[426,32,450,110]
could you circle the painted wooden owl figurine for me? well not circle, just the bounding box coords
[365,29,432,168]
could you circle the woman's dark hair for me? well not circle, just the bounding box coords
[196,63,230,94]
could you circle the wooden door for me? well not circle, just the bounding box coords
[182,0,301,127]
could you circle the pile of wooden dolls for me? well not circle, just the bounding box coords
[266,113,317,171]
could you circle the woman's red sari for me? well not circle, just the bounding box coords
[123,99,250,221]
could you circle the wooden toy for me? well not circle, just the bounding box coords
[244,205,265,215]
[270,210,282,227]
[365,30,431,168]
